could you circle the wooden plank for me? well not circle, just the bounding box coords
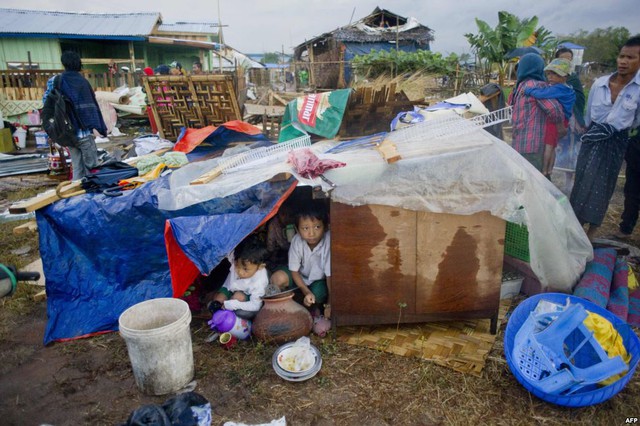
[190,166,224,185]
[187,76,205,124]
[225,79,242,122]
[331,203,417,317]
[415,211,504,313]
[9,179,89,214]
[255,90,268,105]
[33,290,47,302]
[13,220,38,235]
[244,103,285,116]
[143,78,165,139]
[271,92,290,106]
[9,189,60,214]
[363,87,373,104]
[22,258,46,287]
[387,83,397,101]
[376,139,401,163]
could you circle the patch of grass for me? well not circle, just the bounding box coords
[315,375,330,387]
[5,186,46,202]
[0,221,40,271]
[318,338,339,357]
[57,340,90,356]
[0,277,41,316]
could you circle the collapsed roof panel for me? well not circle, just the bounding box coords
[294,7,433,57]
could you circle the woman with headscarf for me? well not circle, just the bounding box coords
[508,53,565,171]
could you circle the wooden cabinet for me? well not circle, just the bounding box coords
[330,202,505,334]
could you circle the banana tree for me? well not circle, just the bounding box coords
[465,11,539,86]
[530,26,558,61]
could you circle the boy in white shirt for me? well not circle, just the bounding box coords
[208,234,269,319]
[270,202,332,319]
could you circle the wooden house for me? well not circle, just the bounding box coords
[0,7,262,123]
[0,8,235,73]
[293,7,434,89]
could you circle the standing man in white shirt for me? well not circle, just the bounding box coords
[570,36,640,240]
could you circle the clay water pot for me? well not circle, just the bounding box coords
[252,293,313,344]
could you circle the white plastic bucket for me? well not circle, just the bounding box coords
[119,298,194,395]
[13,128,26,148]
[35,131,49,149]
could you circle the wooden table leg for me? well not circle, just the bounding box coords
[490,310,498,335]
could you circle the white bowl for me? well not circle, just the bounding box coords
[272,343,322,381]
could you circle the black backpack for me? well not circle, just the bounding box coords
[41,75,81,147]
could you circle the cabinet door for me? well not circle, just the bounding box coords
[415,211,504,314]
[331,202,417,317]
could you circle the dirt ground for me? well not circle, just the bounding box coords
[1,128,640,425]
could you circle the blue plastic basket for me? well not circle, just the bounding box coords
[504,293,640,407]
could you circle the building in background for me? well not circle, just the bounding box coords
[0,8,262,74]
[293,7,434,89]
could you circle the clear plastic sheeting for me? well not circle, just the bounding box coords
[157,141,336,211]
[326,127,592,291]
[157,118,592,290]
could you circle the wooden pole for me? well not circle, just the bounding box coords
[128,41,136,86]
[395,16,400,79]
[453,63,460,96]
[308,43,316,87]
[217,0,224,45]
[338,44,345,88]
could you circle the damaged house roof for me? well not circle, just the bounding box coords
[0,8,161,39]
[296,6,434,50]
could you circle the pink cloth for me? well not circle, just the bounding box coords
[288,148,346,179]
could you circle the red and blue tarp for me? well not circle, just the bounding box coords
[37,121,292,344]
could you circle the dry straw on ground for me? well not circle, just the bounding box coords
[352,72,445,101]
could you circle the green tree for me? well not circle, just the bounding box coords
[560,27,631,66]
[531,26,558,61]
[261,52,281,64]
[351,49,458,78]
[464,11,539,85]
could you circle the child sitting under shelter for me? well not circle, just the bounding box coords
[208,234,269,319]
[524,58,576,179]
[270,201,332,320]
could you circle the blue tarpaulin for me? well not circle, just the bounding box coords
[36,177,292,344]
[558,42,585,50]
[38,158,295,344]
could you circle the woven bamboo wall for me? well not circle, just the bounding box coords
[144,74,241,140]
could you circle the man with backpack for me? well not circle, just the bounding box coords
[42,51,107,180]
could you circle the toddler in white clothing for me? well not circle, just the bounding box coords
[209,234,268,319]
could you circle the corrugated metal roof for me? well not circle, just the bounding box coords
[0,8,160,37]
[157,22,219,35]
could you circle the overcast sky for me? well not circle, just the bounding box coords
[3,0,639,55]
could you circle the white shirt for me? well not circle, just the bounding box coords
[222,256,268,312]
[288,231,331,285]
[586,70,640,131]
